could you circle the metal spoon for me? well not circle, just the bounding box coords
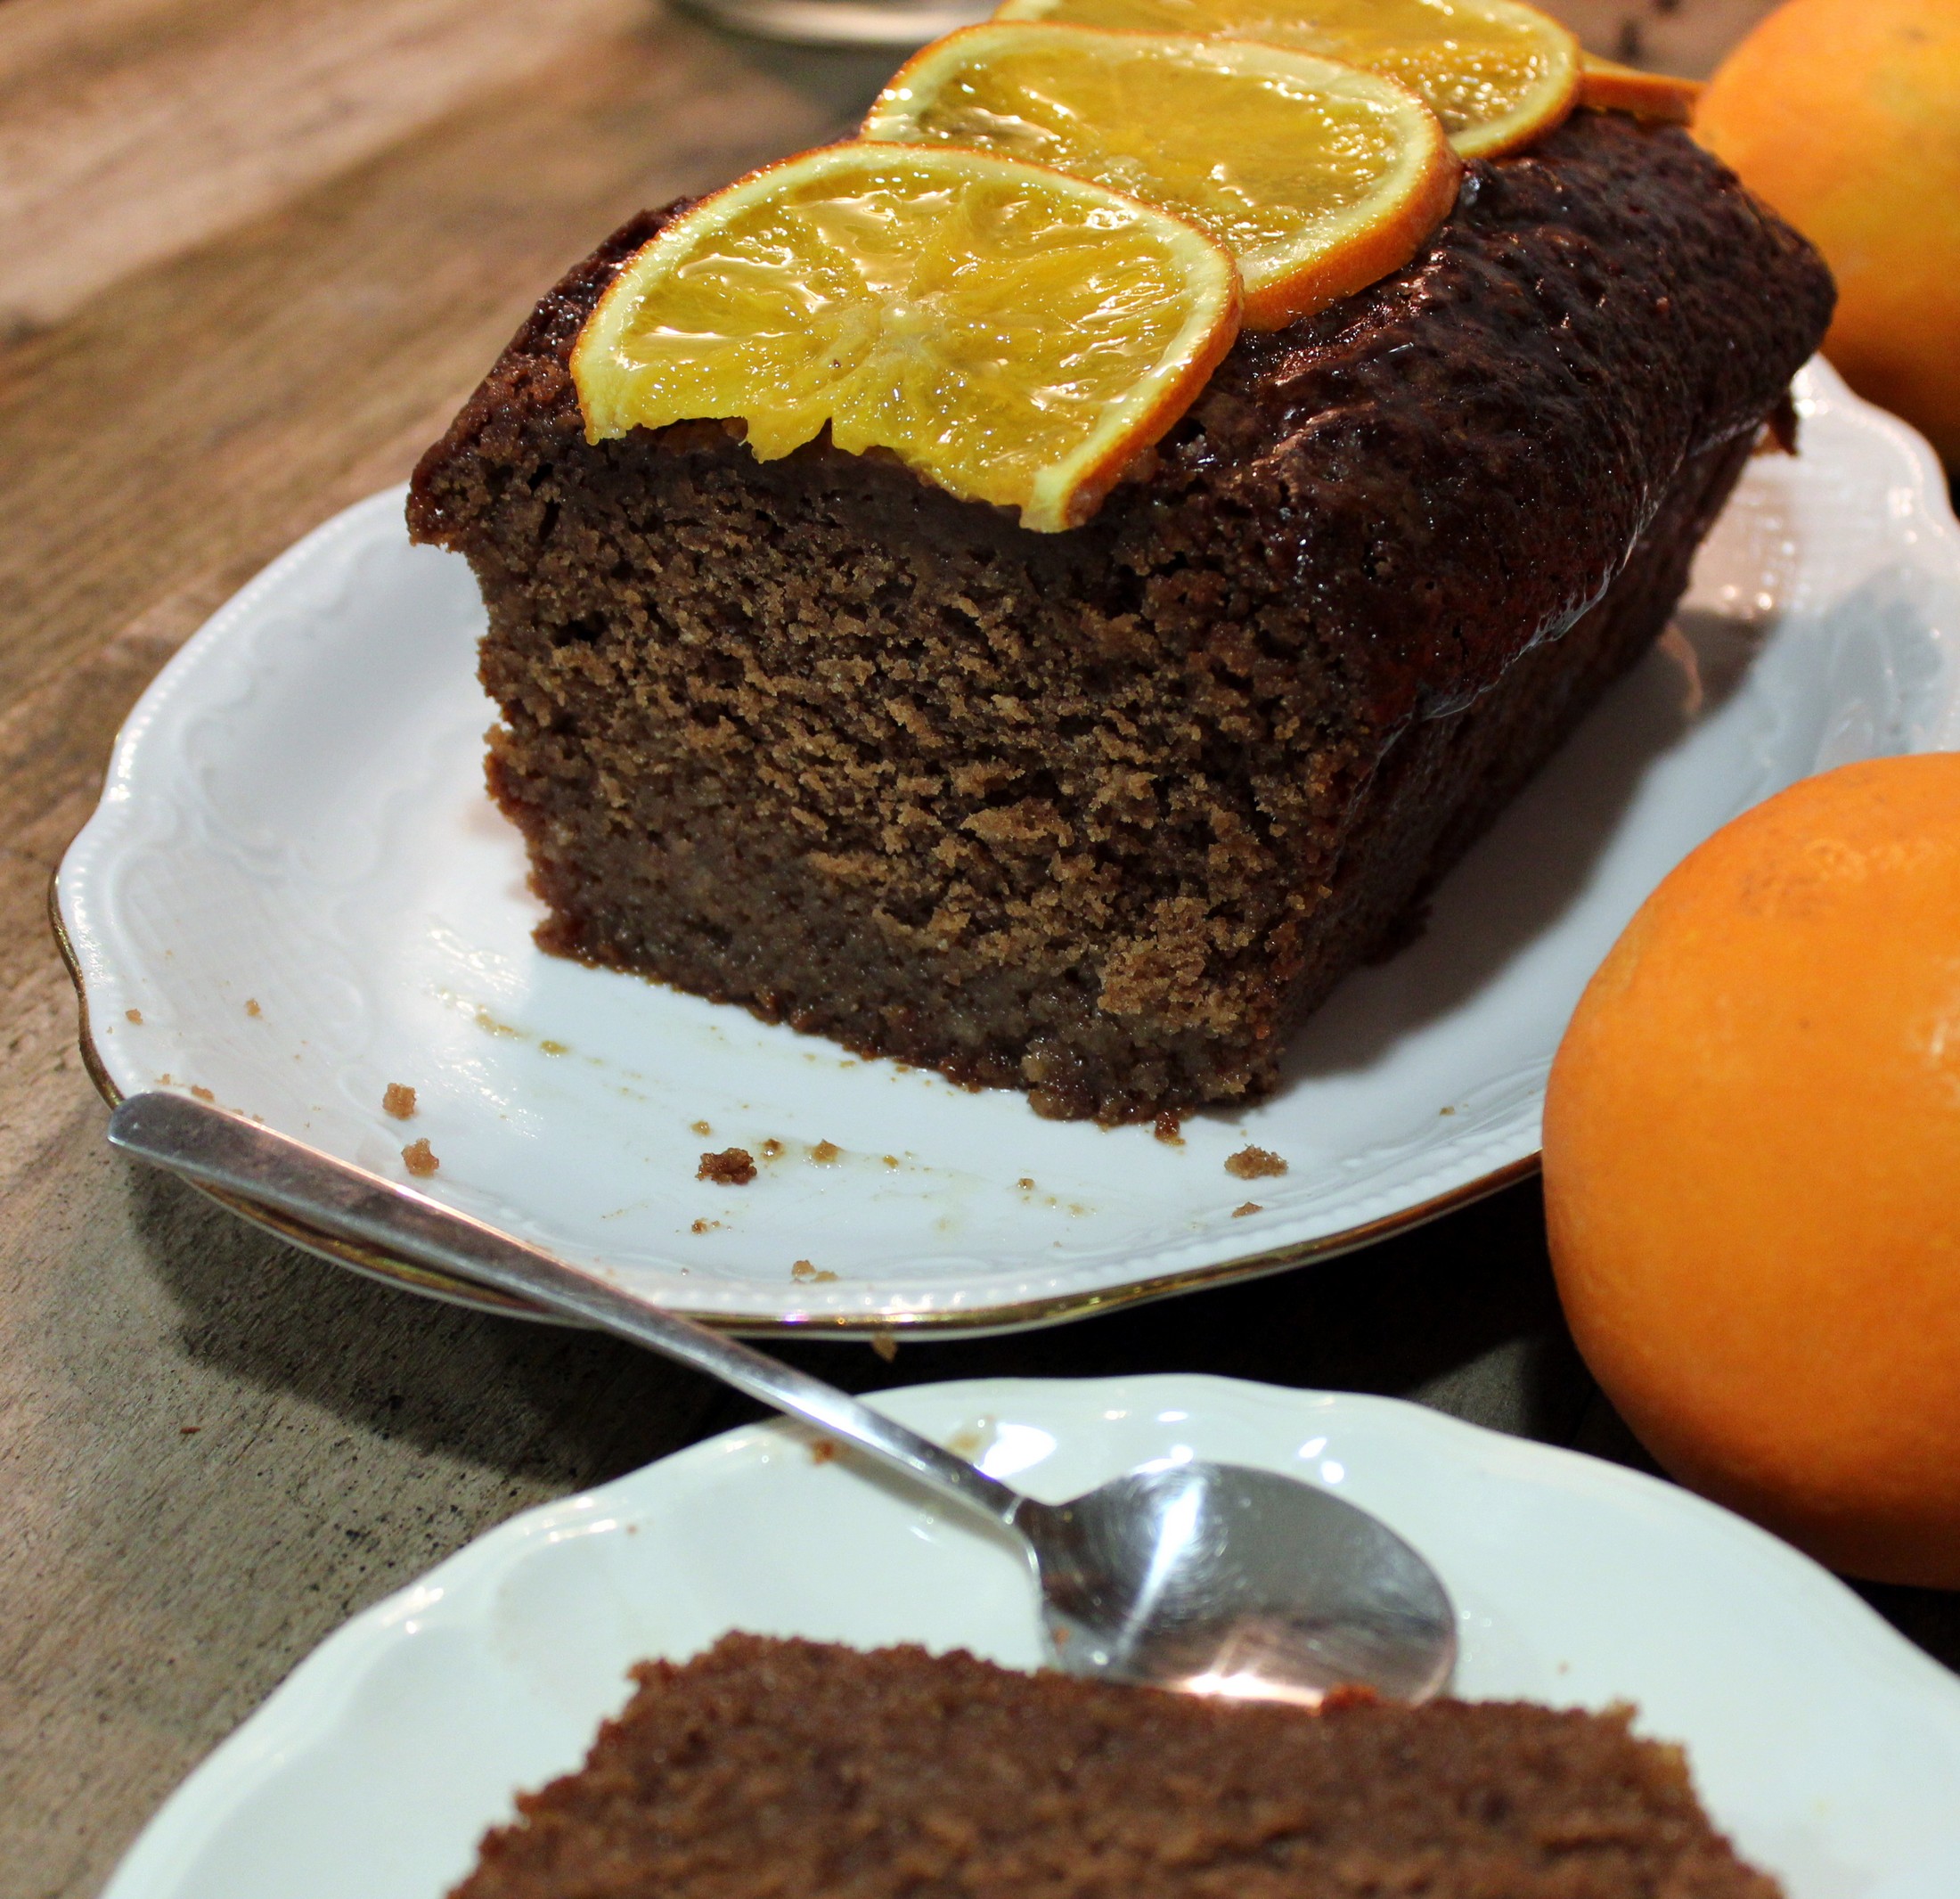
[108,1090,1458,1705]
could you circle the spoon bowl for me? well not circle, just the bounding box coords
[108,1091,1458,1707]
[1021,1460,1455,1702]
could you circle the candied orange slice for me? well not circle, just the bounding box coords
[863,24,1461,329]
[1577,53,1701,124]
[991,0,1582,158]
[572,143,1240,533]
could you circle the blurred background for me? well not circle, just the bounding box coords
[0,1,1779,352]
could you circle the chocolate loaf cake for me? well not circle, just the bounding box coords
[410,111,1832,1124]
[450,1634,1779,1898]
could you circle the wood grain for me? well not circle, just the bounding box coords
[0,0,652,335]
[0,2,1948,1894]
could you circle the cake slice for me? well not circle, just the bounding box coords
[449,1633,1780,1898]
[409,111,1831,1124]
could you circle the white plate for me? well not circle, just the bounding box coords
[98,1375,1960,1899]
[55,361,1960,1333]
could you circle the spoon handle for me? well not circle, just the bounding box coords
[106,1093,1026,1531]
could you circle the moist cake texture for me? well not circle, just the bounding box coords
[410,111,1832,1123]
[449,1633,1780,1898]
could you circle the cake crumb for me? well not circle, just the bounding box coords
[1232,1201,1262,1218]
[1439,1104,1457,1116]
[1153,1110,1185,1146]
[539,1038,568,1056]
[807,1437,841,1464]
[382,1083,417,1120]
[791,1259,838,1284]
[125,1008,143,1025]
[759,1138,784,1160]
[690,1217,721,1235]
[244,998,261,1018]
[190,1085,215,1104]
[882,1155,900,1169]
[1017,1176,1035,1191]
[1225,1144,1288,1181]
[402,1138,439,1177]
[157,1072,172,1085]
[690,1119,713,1136]
[870,1330,898,1363]
[809,1140,842,1164]
[698,1148,756,1185]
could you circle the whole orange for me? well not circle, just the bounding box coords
[1544,754,1960,1586]
[1694,0,1960,466]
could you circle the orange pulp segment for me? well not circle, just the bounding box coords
[1578,53,1700,123]
[571,143,1240,533]
[864,24,1460,330]
[990,0,1581,158]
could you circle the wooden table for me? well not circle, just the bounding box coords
[4,3,1953,1893]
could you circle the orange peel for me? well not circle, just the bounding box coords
[1578,53,1701,124]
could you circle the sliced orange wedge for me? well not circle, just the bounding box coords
[1577,53,1701,124]
[863,24,1461,330]
[571,143,1240,533]
[991,0,1582,159]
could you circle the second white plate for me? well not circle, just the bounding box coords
[99,1376,1960,1899]
[55,362,1960,1330]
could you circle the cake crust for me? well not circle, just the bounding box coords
[449,1634,1781,1899]
[411,112,1831,1121]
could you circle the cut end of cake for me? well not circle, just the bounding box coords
[447,1633,1782,1899]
